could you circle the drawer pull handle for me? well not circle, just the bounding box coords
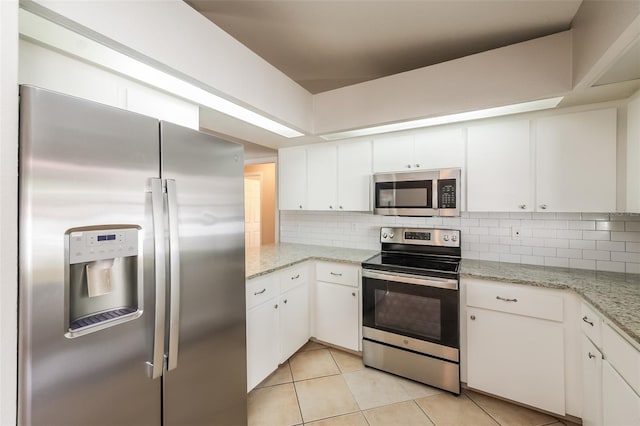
[291,274,300,280]
[588,352,596,359]
[330,272,343,277]
[582,316,594,326]
[496,296,518,302]
[254,288,266,296]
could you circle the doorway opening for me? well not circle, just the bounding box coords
[244,163,276,248]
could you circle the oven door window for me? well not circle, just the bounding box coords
[375,180,433,209]
[363,276,458,348]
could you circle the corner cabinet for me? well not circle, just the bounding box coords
[536,108,617,212]
[278,147,307,210]
[465,280,566,415]
[313,262,361,351]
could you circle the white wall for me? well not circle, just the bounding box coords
[0,1,18,424]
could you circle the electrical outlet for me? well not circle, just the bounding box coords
[512,227,522,239]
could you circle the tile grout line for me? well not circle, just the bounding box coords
[410,399,438,426]
[463,391,502,425]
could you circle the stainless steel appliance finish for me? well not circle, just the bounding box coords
[18,86,247,426]
[373,168,461,217]
[362,227,461,395]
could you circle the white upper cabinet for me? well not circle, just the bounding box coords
[467,120,532,212]
[372,129,464,173]
[372,134,415,172]
[536,108,617,212]
[307,144,338,210]
[413,128,465,169]
[337,140,372,211]
[278,147,307,210]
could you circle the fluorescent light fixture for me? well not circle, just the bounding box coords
[320,97,564,140]
[19,9,304,138]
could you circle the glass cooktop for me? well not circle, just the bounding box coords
[362,252,460,278]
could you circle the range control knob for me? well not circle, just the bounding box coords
[389,233,394,239]
[443,235,450,242]
[451,234,458,242]
[382,233,388,239]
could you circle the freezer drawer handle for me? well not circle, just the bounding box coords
[166,179,181,372]
[254,288,266,295]
[147,178,166,380]
[496,296,518,302]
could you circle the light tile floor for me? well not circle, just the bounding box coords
[248,341,578,426]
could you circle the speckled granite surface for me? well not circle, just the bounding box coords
[246,243,640,346]
[461,259,640,346]
[245,243,377,279]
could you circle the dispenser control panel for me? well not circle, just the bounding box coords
[68,227,139,264]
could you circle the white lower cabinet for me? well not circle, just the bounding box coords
[314,262,361,352]
[602,360,640,426]
[246,295,279,391]
[466,280,565,415]
[581,334,603,426]
[279,282,309,363]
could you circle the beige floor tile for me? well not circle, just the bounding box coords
[342,367,414,410]
[329,349,365,373]
[465,391,557,426]
[415,393,499,426]
[304,412,369,426]
[395,376,443,399]
[294,375,360,423]
[298,340,326,352]
[257,362,293,388]
[248,383,302,426]
[364,400,435,426]
[290,348,340,381]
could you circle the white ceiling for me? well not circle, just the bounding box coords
[187,0,583,94]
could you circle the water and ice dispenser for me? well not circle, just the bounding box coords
[65,226,142,337]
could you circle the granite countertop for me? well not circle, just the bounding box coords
[461,259,640,346]
[246,243,640,346]
[245,243,377,279]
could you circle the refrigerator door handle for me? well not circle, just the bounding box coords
[147,178,166,379]
[166,179,181,371]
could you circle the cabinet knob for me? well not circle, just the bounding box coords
[415,164,420,168]
[406,164,412,168]
[352,292,356,297]
[299,205,303,209]
[540,204,548,210]
[470,315,476,320]
[283,299,288,304]
[519,204,527,210]
[339,206,343,209]
[329,205,333,209]
[274,304,278,309]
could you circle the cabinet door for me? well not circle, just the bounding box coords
[414,128,465,170]
[602,361,640,426]
[581,335,603,426]
[307,144,338,211]
[466,307,565,415]
[278,147,307,210]
[280,283,310,363]
[246,300,279,391]
[536,109,617,212]
[315,281,359,351]
[337,140,372,211]
[467,120,532,211]
[372,134,414,172]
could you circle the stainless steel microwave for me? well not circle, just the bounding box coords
[373,168,461,216]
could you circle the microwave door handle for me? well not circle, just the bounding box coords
[432,179,438,210]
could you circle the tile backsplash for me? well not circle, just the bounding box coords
[280,211,640,273]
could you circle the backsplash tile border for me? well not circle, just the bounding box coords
[280,210,640,274]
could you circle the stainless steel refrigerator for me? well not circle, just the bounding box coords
[18,85,247,426]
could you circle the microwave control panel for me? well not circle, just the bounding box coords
[437,179,457,209]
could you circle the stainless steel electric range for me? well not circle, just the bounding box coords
[361,227,461,394]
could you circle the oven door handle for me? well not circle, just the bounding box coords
[362,269,458,290]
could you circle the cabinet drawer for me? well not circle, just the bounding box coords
[603,324,640,395]
[246,274,278,310]
[316,261,359,287]
[279,264,309,293]
[580,303,603,348]
[466,280,563,322]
